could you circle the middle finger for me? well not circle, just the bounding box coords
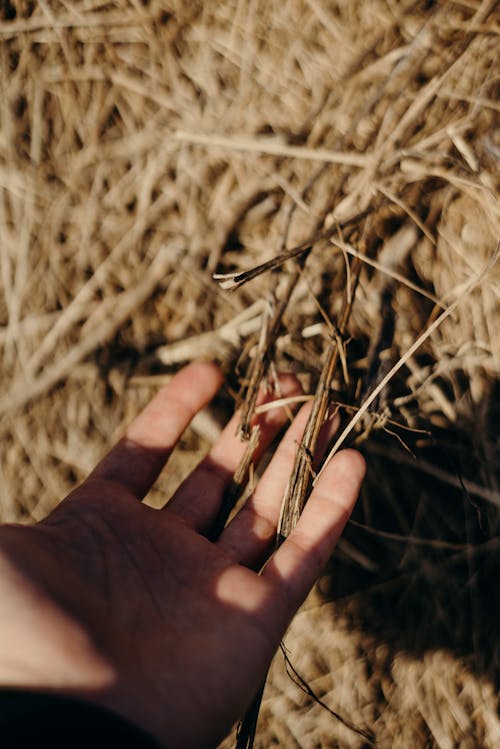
[165,374,302,532]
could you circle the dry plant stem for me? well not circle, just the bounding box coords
[237,163,334,439]
[255,395,313,415]
[316,244,500,482]
[236,348,355,749]
[368,443,500,508]
[277,343,339,542]
[329,238,446,308]
[0,248,172,416]
[239,267,305,440]
[278,254,363,543]
[213,207,374,290]
[280,644,375,745]
[237,257,363,749]
[235,681,265,749]
[175,130,371,168]
[155,300,266,366]
[209,425,261,541]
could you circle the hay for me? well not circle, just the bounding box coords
[1,0,499,746]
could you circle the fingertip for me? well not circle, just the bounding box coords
[125,360,223,447]
[273,372,302,394]
[333,447,366,481]
[329,410,341,433]
[164,361,224,408]
[181,360,224,388]
[320,447,366,484]
[315,448,366,513]
[257,372,303,403]
[252,373,304,428]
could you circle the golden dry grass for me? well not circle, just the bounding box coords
[1,0,500,746]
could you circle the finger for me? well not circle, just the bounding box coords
[262,449,365,626]
[217,406,340,568]
[86,361,223,499]
[166,374,302,531]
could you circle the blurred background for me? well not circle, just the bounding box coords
[1,1,499,746]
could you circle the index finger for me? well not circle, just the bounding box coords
[86,361,223,499]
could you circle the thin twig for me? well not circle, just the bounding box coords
[155,300,266,366]
[209,426,261,540]
[175,130,371,167]
[279,643,376,745]
[328,238,446,309]
[213,207,374,290]
[0,248,174,416]
[278,253,364,540]
[315,244,500,483]
[367,443,500,508]
[238,265,307,439]
[235,252,365,749]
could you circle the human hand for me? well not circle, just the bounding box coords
[0,362,365,749]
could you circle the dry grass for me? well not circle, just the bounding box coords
[1,0,500,746]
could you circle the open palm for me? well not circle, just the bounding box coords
[0,363,365,748]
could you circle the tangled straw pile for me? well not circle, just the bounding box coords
[1,0,499,746]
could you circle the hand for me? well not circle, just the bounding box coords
[0,362,365,749]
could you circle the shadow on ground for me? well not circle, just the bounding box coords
[322,386,500,688]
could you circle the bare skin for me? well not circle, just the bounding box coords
[0,362,365,748]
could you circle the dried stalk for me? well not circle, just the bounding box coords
[209,425,261,541]
[155,300,266,366]
[238,263,307,440]
[328,236,446,308]
[236,252,364,749]
[237,160,342,439]
[316,244,500,482]
[213,206,374,290]
[278,253,364,541]
[175,130,371,168]
[0,247,173,416]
